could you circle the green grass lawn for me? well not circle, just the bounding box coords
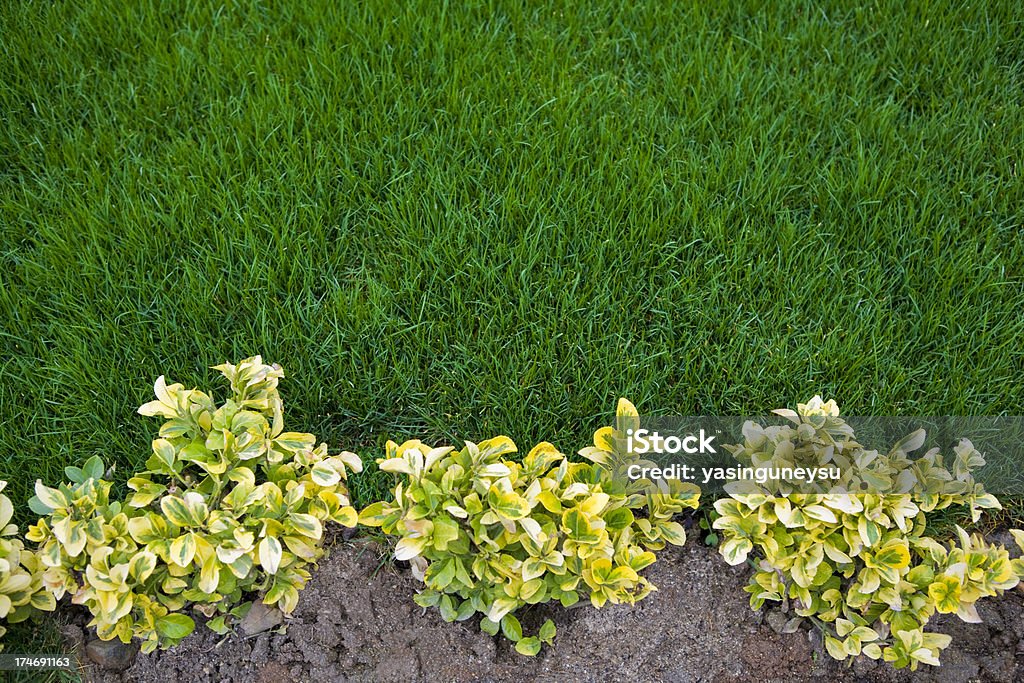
[1,2,1023,658]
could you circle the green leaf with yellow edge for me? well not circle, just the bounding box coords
[311,462,341,487]
[288,513,322,540]
[169,533,197,567]
[515,637,542,656]
[258,536,283,574]
[824,635,848,661]
[719,537,751,566]
[33,480,66,510]
[478,436,518,459]
[561,509,594,540]
[128,551,158,582]
[333,505,358,527]
[152,439,177,468]
[274,433,316,452]
[928,575,962,614]
[199,558,221,593]
[872,539,911,571]
[614,397,641,435]
[155,614,195,641]
[357,501,390,527]
[500,614,523,642]
[488,488,532,521]
[658,521,687,546]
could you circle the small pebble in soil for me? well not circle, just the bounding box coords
[85,639,138,671]
[765,609,789,634]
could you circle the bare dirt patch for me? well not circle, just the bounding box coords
[70,537,1024,682]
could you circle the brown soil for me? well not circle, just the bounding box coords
[71,537,1024,683]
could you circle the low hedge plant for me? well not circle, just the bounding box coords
[25,357,361,652]
[0,480,55,650]
[359,398,700,655]
[712,396,1024,670]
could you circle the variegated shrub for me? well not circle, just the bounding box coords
[713,396,1024,670]
[25,357,361,652]
[0,480,55,650]
[359,398,700,655]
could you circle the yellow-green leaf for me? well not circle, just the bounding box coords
[258,536,283,575]
[128,551,158,582]
[658,520,687,546]
[169,533,197,567]
[33,481,67,510]
[288,513,322,540]
[357,501,390,527]
[155,613,195,641]
[152,439,177,468]
[311,462,341,487]
[333,505,358,528]
[928,575,962,614]
[515,636,542,656]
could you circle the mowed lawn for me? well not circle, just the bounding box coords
[2,0,1023,518]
